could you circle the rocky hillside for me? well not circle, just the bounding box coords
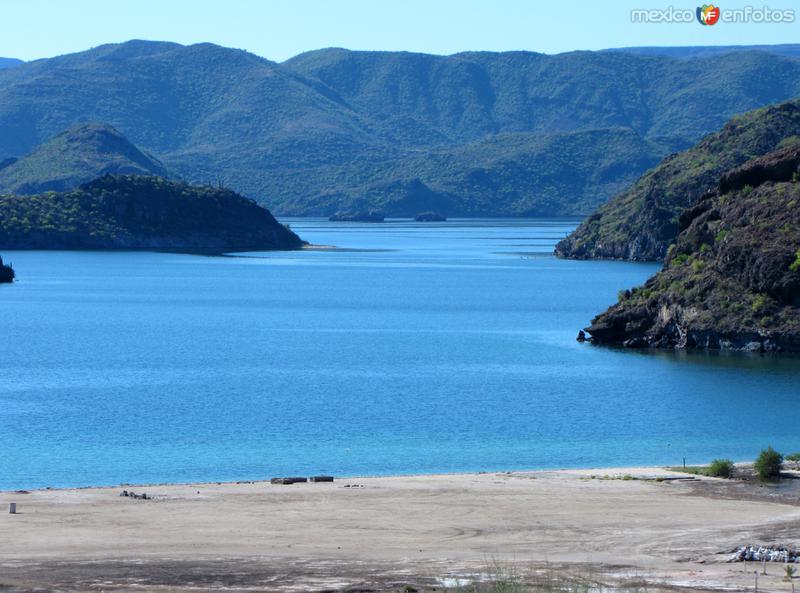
[2,41,800,215]
[0,122,171,195]
[584,145,800,352]
[556,100,800,261]
[0,175,303,251]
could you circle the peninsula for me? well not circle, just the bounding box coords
[0,175,303,251]
[585,145,800,351]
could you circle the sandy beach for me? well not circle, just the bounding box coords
[2,466,799,592]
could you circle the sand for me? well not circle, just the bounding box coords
[1,467,799,592]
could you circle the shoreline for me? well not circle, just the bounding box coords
[0,463,742,494]
[3,465,799,592]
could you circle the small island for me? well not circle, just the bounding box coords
[329,210,385,222]
[0,255,14,283]
[414,211,446,222]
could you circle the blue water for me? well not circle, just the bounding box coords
[1,218,799,490]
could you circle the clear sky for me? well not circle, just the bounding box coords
[2,0,799,62]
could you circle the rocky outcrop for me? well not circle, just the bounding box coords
[556,100,800,261]
[0,175,304,251]
[585,145,800,352]
[0,255,14,283]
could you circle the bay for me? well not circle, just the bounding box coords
[1,218,798,490]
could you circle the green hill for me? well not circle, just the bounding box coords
[275,128,663,216]
[0,122,171,195]
[0,175,303,251]
[556,100,800,261]
[584,145,800,352]
[3,42,800,215]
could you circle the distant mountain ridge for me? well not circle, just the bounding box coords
[0,57,22,70]
[601,44,800,59]
[2,41,800,215]
[0,122,172,195]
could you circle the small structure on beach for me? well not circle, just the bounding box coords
[270,477,308,485]
[270,476,335,484]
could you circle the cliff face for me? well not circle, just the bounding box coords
[556,100,800,262]
[585,145,800,352]
[0,175,303,251]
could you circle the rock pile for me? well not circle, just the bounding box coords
[728,545,798,563]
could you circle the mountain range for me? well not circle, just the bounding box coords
[3,41,800,216]
[602,44,800,59]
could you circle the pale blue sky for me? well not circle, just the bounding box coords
[2,0,799,62]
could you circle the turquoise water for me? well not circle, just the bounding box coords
[1,218,799,490]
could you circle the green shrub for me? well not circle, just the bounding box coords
[785,565,796,582]
[707,459,735,478]
[754,446,783,481]
[672,253,690,266]
[751,294,771,314]
[777,135,800,150]
[790,249,800,273]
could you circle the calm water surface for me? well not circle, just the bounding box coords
[1,218,799,489]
